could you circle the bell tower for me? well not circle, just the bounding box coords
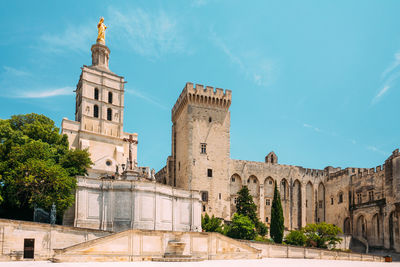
[62,18,138,174]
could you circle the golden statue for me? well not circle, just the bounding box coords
[97,17,107,44]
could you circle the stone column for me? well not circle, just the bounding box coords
[301,182,307,228]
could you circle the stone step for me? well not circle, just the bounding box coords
[152,257,204,262]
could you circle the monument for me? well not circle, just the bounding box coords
[61,18,201,232]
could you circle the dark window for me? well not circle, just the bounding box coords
[269,180,272,184]
[266,199,270,205]
[108,92,113,103]
[306,200,308,208]
[107,108,112,121]
[207,169,212,177]
[94,105,99,118]
[201,191,208,202]
[219,193,221,200]
[253,178,257,183]
[94,88,99,100]
[106,160,112,166]
[338,193,343,203]
[368,191,374,201]
[266,217,269,223]
[178,162,180,171]
[202,205,206,212]
[209,117,212,123]
[201,143,207,154]
[319,200,323,208]
[234,198,237,204]
[331,198,334,205]
[231,177,235,182]
[24,239,34,259]
[357,193,362,204]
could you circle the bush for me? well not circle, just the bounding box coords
[256,221,268,237]
[202,213,223,233]
[226,213,256,240]
[284,230,306,246]
[303,222,342,248]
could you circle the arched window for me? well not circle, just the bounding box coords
[93,105,99,118]
[108,92,113,104]
[94,88,99,100]
[107,108,112,121]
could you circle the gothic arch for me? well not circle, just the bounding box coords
[317,182,325,222]
[247,175,260,198]
[230,174,242,216]
[371,213,380,246]
[264,177,274,198]
[230,174,242,195]
[343,217,351,234]
[389,211,399,249]
[306,181,314,224]
[293,179,302,229]
[356,214,367,238]
[280,178,289,201]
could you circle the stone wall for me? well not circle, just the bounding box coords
[0,219,111,261]
[70,177,202,233]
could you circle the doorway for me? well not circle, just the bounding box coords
[23,239,34,259]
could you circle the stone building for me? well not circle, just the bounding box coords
[157,82,400,252]
[61,40,201,233]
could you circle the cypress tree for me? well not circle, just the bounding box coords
[270,181,284,243]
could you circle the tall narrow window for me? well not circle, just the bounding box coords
[107,108,112,121]
[200,143,207,154]
[207,168,212,177]
[94,88,99,100]
[108,92,113,104]
[368,191,374,201]
[93,105,99,118]
[338,192,343,203]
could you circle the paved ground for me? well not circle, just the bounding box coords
[2,258,399,267]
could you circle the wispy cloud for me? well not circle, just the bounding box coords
[372,51,400,104]
[191,0,209,7]
[40,24,93,54]
[210,30,277,87]
[13,87,74,98]
[366,145,387,156]
[125,88,167,110]
[302,123,322,133]
[108,7,186,58]
[3,66,32,77]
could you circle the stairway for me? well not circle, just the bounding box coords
[152,237,203,262]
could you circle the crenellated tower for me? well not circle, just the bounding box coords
[167,82,232,219]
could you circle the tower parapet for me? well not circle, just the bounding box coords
[172,82,232,121]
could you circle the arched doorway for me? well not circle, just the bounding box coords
[356,215,366,238]
[230,174,242,216]
[343,217,351,234]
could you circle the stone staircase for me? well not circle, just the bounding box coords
[152,235,203,262]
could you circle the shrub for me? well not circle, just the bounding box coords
[284,230,306,246]
[226,213,256,240]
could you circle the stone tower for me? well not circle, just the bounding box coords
[168,82,232,220]
[62,40,138,174]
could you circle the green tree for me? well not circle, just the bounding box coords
[0,113,92,221]
[236,186,258,224]
[284,230,306,246]
[270,182,284,243]
[235,186,268,237]
[302,222,342,248]
[201,213,223,233]
[226,213,256,240]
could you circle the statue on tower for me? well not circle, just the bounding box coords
[97,17,107,44]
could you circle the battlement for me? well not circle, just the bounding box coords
[172,82,232,121]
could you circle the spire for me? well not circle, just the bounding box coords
[91,17,110,71]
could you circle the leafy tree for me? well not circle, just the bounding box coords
[201,213,223,233]
[226,213,256,240]
[235,186,268,237]
[0,113,92,221]
[270,182,284,243]
[302,222,342,248]
[284,230,306,246]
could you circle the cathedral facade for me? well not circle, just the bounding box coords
[156,82,400,253]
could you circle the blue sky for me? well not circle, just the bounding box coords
[1,0,399,171]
